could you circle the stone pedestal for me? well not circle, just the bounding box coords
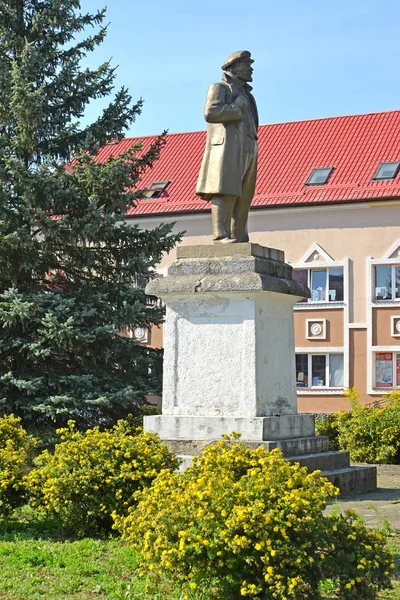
[144,244,377,494]
[145,243,309,439]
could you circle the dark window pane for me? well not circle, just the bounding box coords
[293,269,308,303]
[329,354,344,387]
[328,267,344,302]
[311,355,326,386]
[133,277,148,289]
[293,269,307,285]
[373,162,400,180]
[311,269,327,301]
[375,265,392,299]
[296,354,308,387]
[306,168,333,185]
[396,267,400,299]
[142,180,170,198]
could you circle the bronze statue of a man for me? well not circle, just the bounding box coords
[196,50,259,243]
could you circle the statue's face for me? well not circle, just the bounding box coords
[233,60,253,82]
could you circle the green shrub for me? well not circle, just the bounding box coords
[322,509,394,599]
[25,420,179,536]
[315,412,345,450]
[0,414,37,515]
[316,388,400,464]
[114,436,393,600]
[337,388,400,464]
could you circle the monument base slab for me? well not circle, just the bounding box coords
[144,414,315,441]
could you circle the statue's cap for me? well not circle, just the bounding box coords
[221,50,253,71]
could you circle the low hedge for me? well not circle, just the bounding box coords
[25,419,179,536]
[316,388,400,464]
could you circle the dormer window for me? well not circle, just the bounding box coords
[305,167,333,186]
[142,180,170,199]
[373,162,400,181]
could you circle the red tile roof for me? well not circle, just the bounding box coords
[95,110,400,217]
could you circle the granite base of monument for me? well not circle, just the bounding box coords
[145,244,377,495]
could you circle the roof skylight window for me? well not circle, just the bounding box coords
[305,167,333,186]
[142,180,170,199]
[373,162,400,181]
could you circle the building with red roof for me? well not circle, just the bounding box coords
[108,109,400,413]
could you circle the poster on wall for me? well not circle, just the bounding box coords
[376,352,393,388]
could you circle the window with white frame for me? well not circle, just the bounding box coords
[295,353,344,389]
[374,352,400,388]
[374,265,400,300]
[293,267,344,303]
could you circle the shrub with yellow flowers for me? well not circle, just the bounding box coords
[0,414,37,515]
[338,388,400,464]
[25,419,179,536]
[317,387,400,463]
[114,435,393,600]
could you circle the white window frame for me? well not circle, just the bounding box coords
[295,349,345,393]
[295,266,345,304]
[372,350,400,390]
[368,245,400,394]
[291,256,348,311]
[373,263,400,301]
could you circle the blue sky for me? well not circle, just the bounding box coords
[81,0,400,137]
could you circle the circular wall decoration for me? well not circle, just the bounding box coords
[133,327,147,341]
[396,320,400,333]
[310,323,323,336]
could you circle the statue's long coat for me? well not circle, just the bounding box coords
[196,75,259,199]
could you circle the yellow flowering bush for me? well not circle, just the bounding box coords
[317,388,400,463]
[0,414,37,515]
[339,388,400,463]
[114,437,393,600]
[25,420,179,535]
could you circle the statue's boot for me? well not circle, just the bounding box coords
[211,196,236,243]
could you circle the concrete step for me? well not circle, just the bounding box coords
[322,466,377,495]
[286,451,350,472]
[178,450,350,475]
[167,435,329,458]
[176,455,377,495]
[265,436,329,456]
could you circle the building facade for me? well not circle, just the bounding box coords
[98,109,400,413]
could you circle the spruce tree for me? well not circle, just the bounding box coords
[0,0,180,427]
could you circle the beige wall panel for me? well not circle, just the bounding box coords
[297,395,348,413]
[349,329,368,402]
[294,309,344,347]
[148,324,163,349]
[373,306,400,347]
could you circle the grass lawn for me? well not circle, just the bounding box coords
[0,508,185,600]
[0,507,399,600]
